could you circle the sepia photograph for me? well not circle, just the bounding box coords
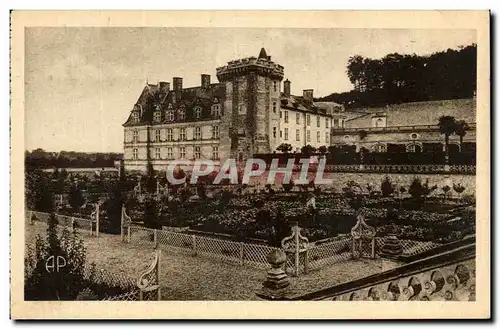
[10,10,490,319]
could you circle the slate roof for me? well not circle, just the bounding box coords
[123,83,225,126]
[280,93,337,117]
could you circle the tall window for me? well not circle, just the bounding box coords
[133,130,139,143]
[317,131,321,143]
[280,111,283,119]
[306,130,311,143]
[167,111,174,122]
[273,81,277,92]
[326,118,329,129]
[155,148,161,159]
[296,129,300,141]
[155,129,161,142]
[284,111,289,123]
[296,113,300,124]
[153,111,161,123]
[167,147,173,159]
[167,128,173,141]
[212,125,219,139]
[179,147,186,159]
[317,116,320,128]
[179,128,186,141]
[194,106,202,119]
[194,146,201,159]
[132,148,138,160]
[272,102,277,113]
[212,146,219,160]
[194,127,202,140]
[280,130,283,138]
[325,132,329,144]
[273,127,277,138]
[333,118,338,127]
[284,128,289,141]
[306,114,311,126]
[178,109,186,121]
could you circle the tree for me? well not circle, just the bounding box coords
[453,183,466,198]
[380,176,395,197]
[317,146,328,157]
[143,196,161,229]
[68,184,85,213]
[409,177,437,207]
[103,183,124,234]
[318,44,477,108]
[300,145,316,157]
[145,162,156,193]
[455,120,470,149]
[276,143,293,154]
[438,116,457,164]
[25,214,87,300]
[442,185,451,201]
[358,130,368,140]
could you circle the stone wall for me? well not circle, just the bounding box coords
[247,171,476,197]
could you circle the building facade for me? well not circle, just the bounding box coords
[330,98,477,154]
[123,48,339,171]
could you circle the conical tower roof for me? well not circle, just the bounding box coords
[258,47,268,59]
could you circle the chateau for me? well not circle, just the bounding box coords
[122,48,476,172]
[123,48,341,171]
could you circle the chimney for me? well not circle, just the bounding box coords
[158,81,170,94]
[201,74,211,89]
[284,79,291,97]
[303,89,314,102]
[173,77,183,102]
[173,77,183,92]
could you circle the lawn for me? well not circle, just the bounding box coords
[25,221,383,300]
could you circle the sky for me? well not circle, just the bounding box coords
[24,27,476,153]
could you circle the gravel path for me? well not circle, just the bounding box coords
[26,221,383,300]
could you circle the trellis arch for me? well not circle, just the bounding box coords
[371,143,387,153]
[406,141,423,153]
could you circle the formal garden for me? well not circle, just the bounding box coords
[26,162,476,248]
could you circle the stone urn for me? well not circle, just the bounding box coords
[263,249,290,290]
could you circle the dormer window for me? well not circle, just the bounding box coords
[153,111,162,123]
[167,110,174,122]
[132,112,140,123]
[194,106,202,119]
[211,104,220,116]
[178,108,186,121]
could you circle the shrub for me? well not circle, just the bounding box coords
[282,181,294,193]
[453,183,466,195]
[442,185,451,199]
[380,176,395,197]
[25,214,87,300]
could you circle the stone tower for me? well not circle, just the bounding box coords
[216,48,284,163]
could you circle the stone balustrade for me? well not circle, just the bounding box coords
[256,240,476,301]
[327,258,475,301]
